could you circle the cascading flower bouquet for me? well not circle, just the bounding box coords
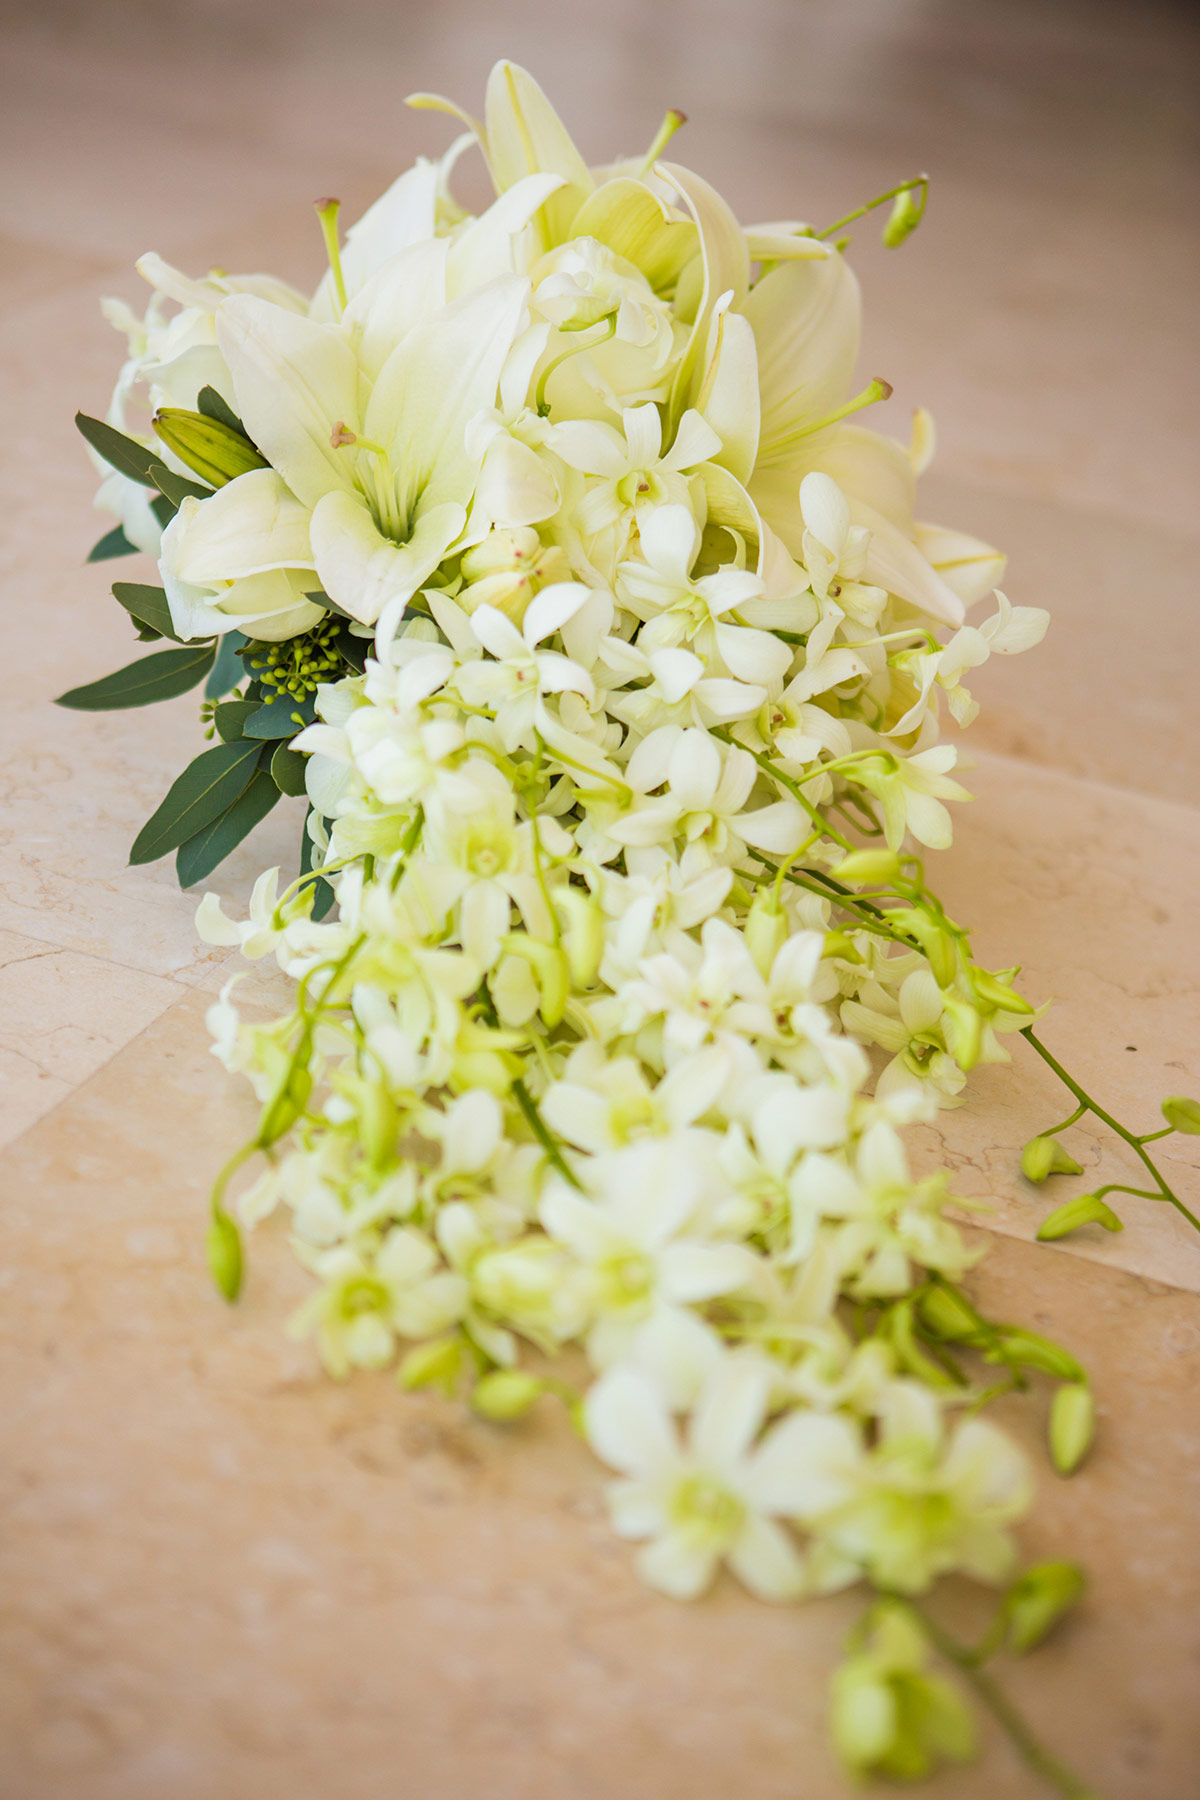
[63,60,1200,1795]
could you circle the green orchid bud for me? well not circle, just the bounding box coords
[1050,1383,1095,1475]
[1037,1193,1124,1241]
[970,966,1036,1016]
[1161,1095,1200,1134]
[1004,1561,1086,1653]
[1020,1135,1083,1183]
[206,1210,243,1302]
[888,908,958,987]
[500,934,569,1027]
[471,1370,544,1421]
[882,182,927,249]
[829,848,903,887]
[257,1063,313,1147]
[357,1080,398,1170]
[821,929,863,963]
[397,1335,464,1395]
[152,407,268,487]
[887,1299,959,1388]
[745,890,787,977]
[553,885,605,987]
[917,1284,982,1344]
[991,1328,1085,1383]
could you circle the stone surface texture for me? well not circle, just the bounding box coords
[0,2,1197,1797]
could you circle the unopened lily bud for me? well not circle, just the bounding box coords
[152,407,267,487]
[471,1369,544,1421]
[1021,1135,1083,1183]
[1004,1561,1086,1653]
[830,848,903,887]
[397,1335,463,1395]
[970,966,1036,1016]
[206,1210,243,1302]
[1161,1095,1200,1135]
[745,891,787,977]
[1037,1193,1124,1241]
[1050,1382,1095,1475]
[460,526,544,582]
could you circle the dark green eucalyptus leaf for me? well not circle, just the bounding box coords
[87,524,139,563]
[243,696,316,739]
[197,385,248,436]
[205,630,248,699]
[214,698,259,743]
[270,743,309,796]
[134,623,164,642]
[130,740,263,865]
[150,493,175,527]
[75,412,163,486]
[151,465,213,507]
[301,806,336,920]
[176,767,281,888]
[56,643,215,711]
[335,624,368,672]
[111,582,183,641]
[304,588,356,620]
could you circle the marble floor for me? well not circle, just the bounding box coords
[1,1,1198,1795]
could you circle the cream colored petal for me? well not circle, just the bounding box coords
[169,470,312,584]
[483,60,593,245]
[743,252,860,462]
[311,489,464,626]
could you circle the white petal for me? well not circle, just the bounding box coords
[689,1358,770,1469]
[635,1533,718,1600]
[522,579,591,646]
[659,1241,757,1304]
[727,1514,808,1602]
[743,1411,862,1518]
[585,1365,678,1476]
[168,469,312,584]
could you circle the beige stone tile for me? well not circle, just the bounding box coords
[909,751,1200,1292]
[0,994,1195,1799]
[0,930,182,1146]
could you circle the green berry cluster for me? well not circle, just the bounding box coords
[244,617,346,706]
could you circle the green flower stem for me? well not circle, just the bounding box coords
[1138,1125,1176,1144]
[712,728,855,849]
[817,174,929,243]
[477,983,583,1191]
[1021,1028,1200,1237]
[904,1601,1102,1800]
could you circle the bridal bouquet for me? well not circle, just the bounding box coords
[65,60,1198,1794]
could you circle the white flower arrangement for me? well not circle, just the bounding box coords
[64,60,1200,1795]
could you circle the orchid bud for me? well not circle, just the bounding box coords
[917,1284,981,1343]
[1161,1095,1200,1134]
[460,526,544,582]
[257,1063,313,1147]
[941,994,983,1071]
[991,1327,1085,1383]
[830,848,903,887]
[501,934,569,1027]
[745,890,787,977]
[397,1335,463,1395]
[1050,1383,1095,1475]
[1037,1193,1123,1241]
[554,886,605,988]
[970,966,1036,1016]
[471,1370,544,1421]
[206,1210,243,1302]
[1021,1135,1083,1183]
[1004,1561,1086,1653]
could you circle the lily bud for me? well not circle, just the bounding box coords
[397,1335,464,1395]
[206,1210,243,1302]
[829,848,903,887]
[1021,1135,1083,1183]
[1162,1095,1200,1135]
[1004,1561,1086,1653]
[471,1370,544,1421]
[152,407,268,487]
[745,890,787,977]
[1050,1383,1095,1475]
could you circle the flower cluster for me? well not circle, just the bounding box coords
[87,62,1113,1792]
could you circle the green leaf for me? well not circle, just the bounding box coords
[87,524,139,563]
[301,806,336,920]
[197,385,247,435]
[130,740,263,865]
[176,767,280,887]
[271,743,309,796]
[244,697,315,739]
[150,493,176,527]
[151,464,213,507]
[56,643,215,711]
[75,411,163,486]
[214,698,259,743]
[111,582,185,641]
[205,630,248,699]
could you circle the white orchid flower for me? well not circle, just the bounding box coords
[452,582,595,750]
[550,403,722,537]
